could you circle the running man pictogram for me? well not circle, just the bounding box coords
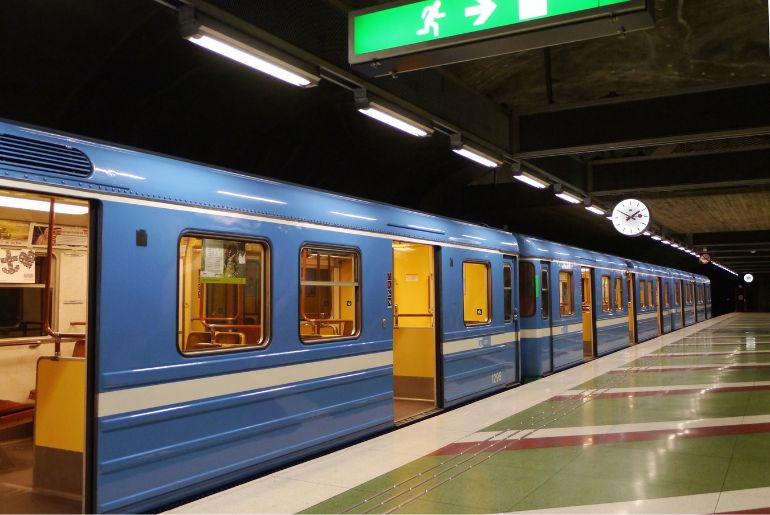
[417,0,447,37]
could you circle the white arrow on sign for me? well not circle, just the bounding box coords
[465,0,497,26]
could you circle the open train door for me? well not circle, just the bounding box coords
[0,190,92,513]
[581,268,596,361]
[391,242,438,423]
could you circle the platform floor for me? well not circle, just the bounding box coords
[169,313,770,514]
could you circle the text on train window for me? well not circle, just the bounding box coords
[559,271,573,316]
[519,262,535,317]
[601,275,611,313]
[614,276,623,311]
[464,261,490,326]
[179,236,268,354]
[300,246,360,342]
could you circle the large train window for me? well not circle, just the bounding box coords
[300,246,360,342]
[664,283,671,307]
[601,275,611,313]
[559,271,573,316]
[614,276,623,310]
[178,236,268,354]
[675,282,682,305]
[463,261,490,326]
[639,279,647,307]
[686,284,693,304]
[519,262,535,317]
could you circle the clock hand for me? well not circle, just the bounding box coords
[625,210,640,222]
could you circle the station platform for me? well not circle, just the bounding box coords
[169,313,770,514]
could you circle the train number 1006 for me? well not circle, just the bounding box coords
[491,371,503,384]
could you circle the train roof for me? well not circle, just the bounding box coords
[0,120,517,253]
[515,234,709,281]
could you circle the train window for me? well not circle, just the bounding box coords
[503,263,513,322]
[559,271,573,316]
[300,246,360,342]
[541,269,550,319]
[601,275,611,313]
[464,261,490,326]
[519,262,535,317]
[639,279,647,308]
[179,236,268,354]
[614,276,623,311]
[675,282,682,305]
[664,283,671,307]
[647,279,657,308]
[686,284,693,304]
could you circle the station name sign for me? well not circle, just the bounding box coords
[349,0,654,76]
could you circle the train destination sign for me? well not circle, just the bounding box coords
[349,0,654,75]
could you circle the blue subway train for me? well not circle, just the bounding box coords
[0,120,710,513]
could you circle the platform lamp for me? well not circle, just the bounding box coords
[511,162,549,189]
[179,7,320,88]
[354,89,434,138]
[553,184,582,204]
[449,134,502,168]
[583,198,607,216]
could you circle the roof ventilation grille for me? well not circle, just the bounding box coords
[0,134,93,178]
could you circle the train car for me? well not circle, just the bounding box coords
[0,120,522,513]
[516,236,636,377]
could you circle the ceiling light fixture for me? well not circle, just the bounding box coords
[450,134,501,168]
[583,199,606,216]
[553,184,582,204]
[180,8,319,88]
[511,163,549,189]
[0,195,88,215]
[354,90,433,138]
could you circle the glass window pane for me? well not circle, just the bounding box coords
[640,280,646,307]
[615,277,622,311]
[519,262,535,317]
[464,262,490,325]
[559,271,573,316]
[179,237,267,354]
[602,276,611,312]
[541,269,550,319]
[300,247,360,342]
[504,264,513,322]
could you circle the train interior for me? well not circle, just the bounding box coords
[0,189,89,513]
[391,242,437,423]
[580,268,595,361]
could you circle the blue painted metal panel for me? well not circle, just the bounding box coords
[443,342,518,406]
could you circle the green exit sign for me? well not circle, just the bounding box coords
[349,0,654,75]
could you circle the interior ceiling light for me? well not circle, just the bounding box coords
[449,134,501,168]
[0,195,88,215]
[553,184,582,204]
[511,164,549,189]
[651,235,663,241]
[643,231,652,236]
[354,90,433,138]
[180,8,319,88]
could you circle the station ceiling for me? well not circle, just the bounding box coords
[1,0,769,278]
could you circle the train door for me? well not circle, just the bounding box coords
[0,190,91,513]
[627,272,636,343]
[391,242,437,423]
[581,268,596,360]
[540,262,554,374]
[503,256,519,381]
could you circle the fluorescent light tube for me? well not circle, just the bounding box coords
[184,17,319,88]
[513,171,549,189]
[452,147,501,168]
[358,102,432,138]
[0,195,88,215]
[585,205,606,215]
[651,235,663,241]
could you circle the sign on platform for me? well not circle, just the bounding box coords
[349,0,653,75]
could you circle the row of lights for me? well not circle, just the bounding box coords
[178,10,745,280]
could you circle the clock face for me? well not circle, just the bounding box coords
[612,199,650,237]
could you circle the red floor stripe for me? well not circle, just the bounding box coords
[550,384,770,401]
[718,508,770,514]
[655,351,770,357]
[432,422,770,456]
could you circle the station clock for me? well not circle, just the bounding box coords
[611,199,650,237]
